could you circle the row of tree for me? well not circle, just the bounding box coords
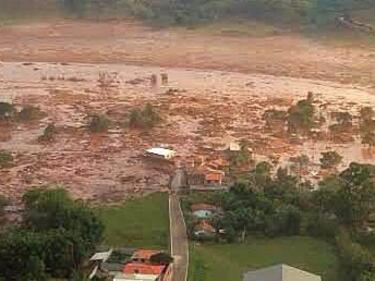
[263,94,375,148]
[56,0,375,26]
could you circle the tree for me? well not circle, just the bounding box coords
[331,163,375,228]
[18,105,45,122]
[358,271,375,281]
[0,230,47,281]
[289,154,309,180]
[287,94,315,134]
[262,109,287,130]
[0,150,13,168]
[128,103,160,129]
[329,111,353,137]
[320,151,343,169]
[150,252,174,265]
[88,113,110,133]
[359,107,375,149]
[38,123,57,143]
[22,187,104,274]
[0,102,15,121]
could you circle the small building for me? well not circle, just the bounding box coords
[205,170,224,185]
[145,148,176,160]
[243,264,321,281]
[114,261,172,281]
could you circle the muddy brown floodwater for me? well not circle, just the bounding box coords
[0,61,374,200]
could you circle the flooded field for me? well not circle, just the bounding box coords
[0,61,374,200]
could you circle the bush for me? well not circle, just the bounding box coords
[88,113,110,133]
[18,105,45,122]
[128,103,160,129]
[336,228,375,280]
[320,151,343,169]
[38,123,57,142]
[0,150,13,168]
[0,102,15,121]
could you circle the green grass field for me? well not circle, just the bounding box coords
[96,193,170,250]
[189,236,340,281]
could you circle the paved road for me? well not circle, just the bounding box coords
[170,169,189,281]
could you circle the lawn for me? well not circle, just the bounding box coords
[189,236,340,281]
[96,193,170,250]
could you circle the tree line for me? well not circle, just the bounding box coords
[1,0,374,26]
[184,161,375,281]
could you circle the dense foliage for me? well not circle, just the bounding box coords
[1,0,374,28]
[56,0,375,26]
[0,188,104,280]
[185,161,375,280]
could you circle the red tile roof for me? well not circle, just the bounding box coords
[205,172,223,182]
[123,262,165,275]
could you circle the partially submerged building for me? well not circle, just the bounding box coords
[145,147,176,160]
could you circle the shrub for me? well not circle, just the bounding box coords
[38,123,57,142]
[88,113,110,133]
[18,105,45,122]
[0,151,13,168]
[128,103,160,129]
[0,102,16,121]
[320,151,343,169]
[336,228,375,280]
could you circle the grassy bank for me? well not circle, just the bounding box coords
[189,236,340,281]
[96,193,169,249]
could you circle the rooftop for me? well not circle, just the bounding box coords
[145,147,175,158]
[123,262,165,275]
[243,264,321,281]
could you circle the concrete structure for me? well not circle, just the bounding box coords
[243,264,321,281]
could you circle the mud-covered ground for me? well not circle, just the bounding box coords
[0,20,374,201]
[0,61,374,200]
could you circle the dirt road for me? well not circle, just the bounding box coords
[170,170,189,281]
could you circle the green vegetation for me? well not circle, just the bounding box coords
[87,113,110,133]
[329,111,353,134]
[320,151,343,169]
[359,107,375,148]
[287,93,315,134]
[96,193,169,249]
[0,102,15,121]
[189,236,340,281]
[0,150,13,168]
[128,103,161,130]
[2,0,373,30]
[185,161,375,280]
[38,123,57,143]
[18,105,46,122]
[0,187,103,280]
[57,0,375,28]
